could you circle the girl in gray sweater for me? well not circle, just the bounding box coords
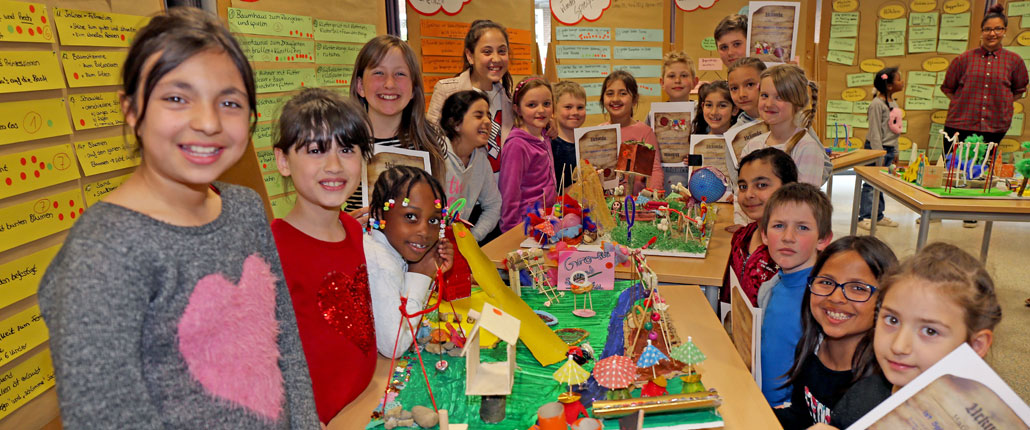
[440,90,502,243]
[859,68,903,230]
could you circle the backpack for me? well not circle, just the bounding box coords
[784,129,833,186]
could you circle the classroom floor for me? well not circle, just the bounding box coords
[826,175,1030,402]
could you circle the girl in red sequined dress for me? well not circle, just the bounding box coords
[269,88,377,425]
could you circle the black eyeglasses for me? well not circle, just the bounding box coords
[982,27,1006,34]
[807,275,878,302]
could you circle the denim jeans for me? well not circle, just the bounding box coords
[859,143,897,221]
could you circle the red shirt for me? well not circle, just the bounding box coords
[271,212,376,423]
[721,222,779,307]
[941,47,1029,133]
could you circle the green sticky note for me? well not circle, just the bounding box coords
[313,19,376,43]
[237,36,315,63]
[615,28,663,42]
[879,19,906,33]
[827,100,854,113]
[878,42,905,57]
[613,46,663,60]
[908,71,937,85]
[909,26,938,40]
[906,83,934,99]
[315,42,360,65]
[909,37,937,53]
[932,96,951,110]
[227,8,312,38]
[852,115,869,129]
[937,71,948,83]
[1009,45,1030,60]
[847,73,875,87]
[1007,112,1025,136]
[556,45,611,59]
[901,120,908,133]
[316,65,354,87]
[828,37,856,52]
[933,85,945,97]
[906,97,932,110]
[830,25,858,38]
[557,27,611,41]
[854,100,871,113]
[826,112,851,125]
[909,12,938,27]
[827,50,855,65]
[937,39,967,54]
[938,26,969,40]
[1009,1,1030,17]
[256,95,290,121]
[613,64,661,78]
[826,124,853,138]
[557,64,611,79]
[701,37,717,51]
[581,82,602,97]
[941,12,970,27]
[832,12,859,26]
[255,68,316,94]
[253,123,274,148]
[263,172,286,195]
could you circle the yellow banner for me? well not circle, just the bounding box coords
[0,0,52,43]
[0,144,80,200]
[0,305,48,367]
[0,245,60,309]
[67,91,122,130]
[73,135,139,176]
[0,188,83,253]
[60,50,124,88]
[53,8,149,47]
[0,98,72,146]
[0,349,55,420]
[82,172,130,207]
[0,50,63,93]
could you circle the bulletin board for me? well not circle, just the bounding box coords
[544,0,671,127]
[215,0,387,220]
[405,0,541,107]
[816,0,1000,164]
[0,1,164,429]
[673,1,817,102]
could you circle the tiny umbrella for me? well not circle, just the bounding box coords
[636,339,668,378]
[592,355,637,390]
[553,356,591,394]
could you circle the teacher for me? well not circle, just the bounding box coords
[939,4,1027,227]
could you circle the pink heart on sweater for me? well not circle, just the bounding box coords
[178,254,284,421]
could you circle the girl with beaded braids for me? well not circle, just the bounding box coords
[497,76,556,232]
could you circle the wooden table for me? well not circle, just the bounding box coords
[481,203,735,309]
[826,148,886,198]
[330,286,781,430]
[852,165,1030,261]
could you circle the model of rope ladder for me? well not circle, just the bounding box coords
[505,248,563,306]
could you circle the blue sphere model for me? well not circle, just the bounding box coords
[688,167,727,203]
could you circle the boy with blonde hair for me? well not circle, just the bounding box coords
[552,80,587,190]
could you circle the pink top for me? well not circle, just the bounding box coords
[603,121,664,194]
[498,127,557,232]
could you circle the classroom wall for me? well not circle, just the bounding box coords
[0,1,164,429]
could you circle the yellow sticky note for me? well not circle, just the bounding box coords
[0,98,72,146]
[0,305,49,367]
[0,245,60,309]
[67,91,122,130]
[53,8,149,47]
[60,50,125,88]
[82,172,130,206]
[0,144,80,200]
[0,0,51,43]
[73,135,139,176]
[0,349,55,420]
[0,50,63,93]
[0,188,84,253]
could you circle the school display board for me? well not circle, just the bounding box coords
[545,0,670,126]
[0,1,163,428]
[673,1,817,102]
[217,0,386,219]
[406,0,540,108]
[815,1,1021,164]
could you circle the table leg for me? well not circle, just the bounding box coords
[917,210,931,250]
[850,174,862,236]
[826,172,834,199]
[980,221,994,263]
[869,185,881,237]
[702,285,719,314]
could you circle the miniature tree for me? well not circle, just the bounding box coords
[1018,142,1030,197]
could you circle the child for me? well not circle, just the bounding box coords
[498,77,557,232]
[37,8,319,428]
[365,166,455,358]
[858,68,903,231]
[715,14,749,68]
[661,51,699,102]
[270,88,375,423]
[826,243,1001,429]
[775,236,898,429]
[759,183,834,406]
[720,148,797,307]
[440,90,503,242]
[428,20,514,174]
[727,57,766,123]
[692,80,738,135]
[601,70,664,194]
[552,80,587,191]
[742,65,827,187]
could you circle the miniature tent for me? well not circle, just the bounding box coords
[461,302,521,396]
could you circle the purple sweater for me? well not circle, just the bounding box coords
[498,127,556,231]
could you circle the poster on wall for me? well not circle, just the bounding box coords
[746,1,800,65]
[550,0,612,26]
